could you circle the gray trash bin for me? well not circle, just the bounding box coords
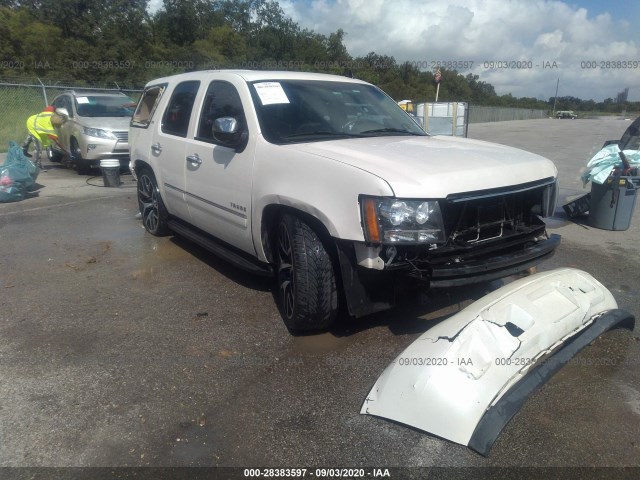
[588,176,639,231]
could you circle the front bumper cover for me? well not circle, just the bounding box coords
[360,268,635,455]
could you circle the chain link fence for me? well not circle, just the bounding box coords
[0,77,143,152]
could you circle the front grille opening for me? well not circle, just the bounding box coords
[442,188,544,247]
[113,131,128,143]
[450,200,514,244]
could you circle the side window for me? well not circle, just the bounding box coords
[162,81,200,137]
[131,85,166,128]
[54,95,73,118]
[64,96,74,117]
[196,81,246,144]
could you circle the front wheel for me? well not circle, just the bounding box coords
[137,167,170,236]
[275,214,338,332]
[47,145,63,162]
[71,137,91,175]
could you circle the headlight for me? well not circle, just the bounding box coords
[83,127,116,140]
[361,196,446,244]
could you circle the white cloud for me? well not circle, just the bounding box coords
[279,0,640,101]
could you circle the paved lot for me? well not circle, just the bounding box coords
[0,117,639,474]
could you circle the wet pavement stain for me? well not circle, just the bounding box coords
[289,331,351,355]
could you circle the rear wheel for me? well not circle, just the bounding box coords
[137,167,170,236]
[275,213,338,332]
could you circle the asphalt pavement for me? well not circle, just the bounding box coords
[0,117,639,478]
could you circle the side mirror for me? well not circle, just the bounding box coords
[602,140,620,148]
[55,108,69,118]
[212,117,248,152]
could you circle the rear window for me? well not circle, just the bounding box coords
[131,85,166,128]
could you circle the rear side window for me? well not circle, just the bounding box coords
[196,81,246,144]
[131,85,165,128]
[162,81,200,137]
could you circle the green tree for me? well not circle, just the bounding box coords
[154,0,216,47]
[194,24,248,67]
[0,7,63,76]
[326,29,350,64]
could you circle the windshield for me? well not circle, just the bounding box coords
[75,95,135,117]
[249,80,426,144]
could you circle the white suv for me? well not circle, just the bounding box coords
[129,70,560,332]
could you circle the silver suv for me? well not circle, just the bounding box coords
[556,110,577,119]
[129,71,560,332]
[50,90,135,174]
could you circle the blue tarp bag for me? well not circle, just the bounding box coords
[0,141,39,203]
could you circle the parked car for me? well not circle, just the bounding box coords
[50,90,135,174]
[129,71,560,332]
[556,110,577,119]
[602,115,640,150]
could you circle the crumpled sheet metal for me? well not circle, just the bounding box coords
[361,268,635,455]
[581,144,640,186]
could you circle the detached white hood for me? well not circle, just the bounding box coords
[287,136,557,198]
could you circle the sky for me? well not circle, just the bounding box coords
[276,0,639,102]
[147,0,639,101]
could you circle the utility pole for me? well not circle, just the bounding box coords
[552,78,559,117]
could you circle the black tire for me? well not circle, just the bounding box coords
[47,145,63,162]
[137,167,170,236]
[71,137,91,175]
[275,213,338,332]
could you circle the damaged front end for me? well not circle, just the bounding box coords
[339,178,560,317]
[360,268,635,455]
[360,177,559,282]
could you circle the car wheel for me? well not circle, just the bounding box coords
[275,213,338,332]
[137,167,170,236]
[46,145,63,162]
[71,137,91,175]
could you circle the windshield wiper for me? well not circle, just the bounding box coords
[283,131,364,139]
[359,128,423,136]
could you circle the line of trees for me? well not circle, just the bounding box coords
[0,0,637,113]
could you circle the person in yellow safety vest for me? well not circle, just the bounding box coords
[22,105,63,157]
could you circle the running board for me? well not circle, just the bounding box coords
[167,219,273,277]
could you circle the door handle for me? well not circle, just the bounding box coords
[151,142,162,155]
[186,153,202,165]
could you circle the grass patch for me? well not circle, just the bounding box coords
[0,86,55,153]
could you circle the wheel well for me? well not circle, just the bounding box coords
[69,136,81,161]
[133,160,152,176]
[261,205,335,264]
[263,205,346,320]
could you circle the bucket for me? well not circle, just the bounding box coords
[100,159,121,187]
